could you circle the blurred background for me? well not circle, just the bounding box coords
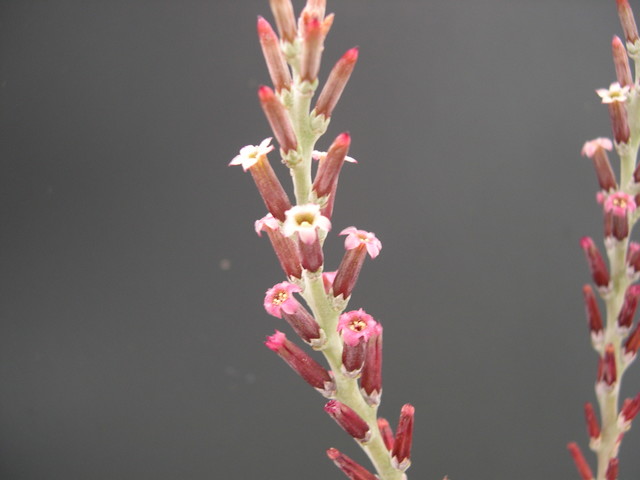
[2,0,640,479]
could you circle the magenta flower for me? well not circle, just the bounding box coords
[338,309,378,347]
[282,204,331,244]
[341,227,382,258]
[264,282,301,318]
[604,192,636,217]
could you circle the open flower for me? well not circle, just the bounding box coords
[229,137,274,171]
[604,192,636,217]
[338,309,378,346]
[341,227,382,258]
[282,204,331,244]
[581,138,613,158]
[597,83,630,104]
[264,282,301,318]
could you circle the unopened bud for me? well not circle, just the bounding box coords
[257,17,292,92]
[326,448,378,480]
[580,237,610,291]
[567,442,594,480]
[391,404,415,472]
[258,85,298,154]
[324,400,371,442]
[314,48,359,119]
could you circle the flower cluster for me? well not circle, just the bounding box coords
[230,1,413,479]
[572,2,640,479]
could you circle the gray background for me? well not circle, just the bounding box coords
[2,0,640,479]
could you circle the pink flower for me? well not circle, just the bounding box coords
[604,192,636,217]
[229,138,275,171]
[581,138,613,158]
[264,282,301,318]
[254,213,280,236]
[337,309,378,347]
[282,204,331,244]
[341,227,382,258]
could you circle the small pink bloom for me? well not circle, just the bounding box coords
[338,309,378,347]
[567,442,594,480]
[324,400,371,442]
[229,138,274,171]
[391,404,415,472]
[604,192,636,217]
[283,204,331,244]
[326,448,378,480]
[581,138,613,158]
[254,213,280,236]
[341,227,382,258]
[264,282,301,318]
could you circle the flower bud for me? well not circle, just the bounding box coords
[605,458,619,480]
[612,36,633,87]
[265,330,335,397]
[618,284,640,332]
[583,285,604,346]
[567,442,594,480]
[314,48,359,119]
[580,237,610,291]
[326,448,378,480]
[584,402,601,446]
[361,324,383,405]
[377,417,394,451]
[257,16,292,92]
[391,404,415,472]
[617,0,639,44]
[268,0,297,43]
[258,85,298,154]
[324,400,371,442]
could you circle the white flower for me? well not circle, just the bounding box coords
[282,204,331,244]
[229,137,274,171]
[596,83,630,104]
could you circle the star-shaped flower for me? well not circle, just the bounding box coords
[229,137,274,171]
